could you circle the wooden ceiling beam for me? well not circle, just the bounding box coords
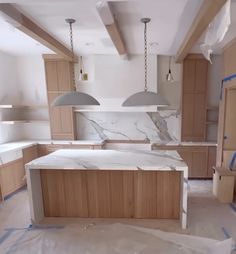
[0,3,77,61]
[175,0,227,63]
[96,1,127,56]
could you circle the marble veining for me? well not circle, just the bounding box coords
[26,149,187,171]
[77,110,180,142]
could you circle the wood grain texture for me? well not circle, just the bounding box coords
[40,170,181,219]
[0,159,26,198]
[44,56,76,140]
[0,4,76,61]
[181,55,208,141]
[23,145,38,164]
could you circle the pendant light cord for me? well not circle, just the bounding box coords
[144,21,148,92]
[68,20,76,88]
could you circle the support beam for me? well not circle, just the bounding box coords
[105,20,126,55]
[96,1,127,56]
[175,0,227,63]
[0,3,76,61]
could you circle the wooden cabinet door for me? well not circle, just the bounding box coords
[57,61,73,91]
[193,94,206,141]
[0,159,26,198]
[181,55,208,142]
[48,93,63,134]
[182,94,194,140]
[45,61,58,91]
[23,145,38,164]
[191,148,208,178]
[178,149,193,177]
[44,56,76,140]
[178,147,208,178]
[195,60,208,92]
[183,60,195,92]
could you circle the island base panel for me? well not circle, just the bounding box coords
[40,170,181,219]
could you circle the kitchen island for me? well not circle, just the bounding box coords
[26,149,188,229]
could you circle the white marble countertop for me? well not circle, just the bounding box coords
[26,149,188,171]
[0,140,105,153]
[0,140,105,165]
[152,141,217,147]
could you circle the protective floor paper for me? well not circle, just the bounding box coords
[0,223,233,254]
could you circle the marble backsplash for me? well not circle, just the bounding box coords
[76,110,180,143]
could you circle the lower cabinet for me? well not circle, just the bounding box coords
[0,145,39,200]
[153,145,216,178]
[0,159,26,199]
[178,147,208,178]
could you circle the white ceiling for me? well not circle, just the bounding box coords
[191,0,236,54]
[0,0,235,56]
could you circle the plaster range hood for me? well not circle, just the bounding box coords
[73,98,166,112]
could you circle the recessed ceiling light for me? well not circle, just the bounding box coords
[85,42,95,46]
[149,42,159,47]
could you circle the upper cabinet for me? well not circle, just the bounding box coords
[181,54,208,141]
[44,55,76,140]
[45,59,73,92]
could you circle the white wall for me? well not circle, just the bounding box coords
[15,56,50,140]
[206,54,223,141]
[158,56,182,109]
[75,54,159,110]
[0,53,50,143]
[0,51,24,143]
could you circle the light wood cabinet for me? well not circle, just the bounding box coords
[0,159,25,199]
[178,147,208,178]
[41,170,181,219]
[153,145,216,178]
[45,60,73,92]
[44,55,76,140]
[181,54,208,141]
[23,145,38,164]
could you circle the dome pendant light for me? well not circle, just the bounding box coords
[51,19,100,107]
[122,18,168,107]
[166,56,174,82]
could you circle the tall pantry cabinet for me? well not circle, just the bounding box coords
[43,55,76,140]
[181,54,208,141]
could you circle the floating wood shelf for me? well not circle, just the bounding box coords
[0,105,48,109]
[0,120,49,124]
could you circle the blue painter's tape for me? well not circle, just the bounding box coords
[221,227,231,239]
[230,203,236,213]
[0,229,15,245]
[229,152,236,171]
[4,224,64,254]
[220,73,236,100]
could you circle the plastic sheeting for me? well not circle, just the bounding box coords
[201,0,231,63]
[0,223,233,254]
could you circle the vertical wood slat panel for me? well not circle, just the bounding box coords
[162,171,180,219]
[40,170,180,219]
[41,170,66,217]
[63,171,88,217]
[134,171,157,218]
[86,171,110,217]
